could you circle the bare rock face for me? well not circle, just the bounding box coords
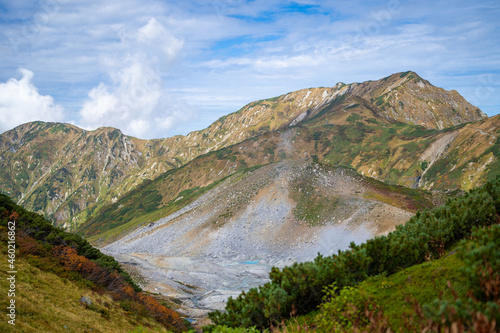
[0,122,178,229]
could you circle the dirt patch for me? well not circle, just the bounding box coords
[418,131,459,187]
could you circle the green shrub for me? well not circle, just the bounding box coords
[317,284,370,332]
[346,113,362,122]
[423,225,500,330]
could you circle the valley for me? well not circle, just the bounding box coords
[101,160,439,321]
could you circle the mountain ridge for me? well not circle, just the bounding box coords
[83,114,500,247]
[0,71,489,229]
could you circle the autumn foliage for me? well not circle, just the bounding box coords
[1,193,186,332]
[50,244,185,331]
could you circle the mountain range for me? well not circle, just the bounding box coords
[0,71,496,232]
[2,71,500,327]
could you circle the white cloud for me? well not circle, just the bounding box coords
[78,18,194,139]
[135,17,184,58]
[0,68,64,134]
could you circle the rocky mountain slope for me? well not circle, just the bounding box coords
[82,113,500,245]
[0,71,488,230]
[0,122,181,229]
[160,71,483,162]
[102,160,445,318]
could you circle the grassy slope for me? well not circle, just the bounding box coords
[275,246,468,332]
[0,194,188,333]
[359,250,467,329]
[0,234,169,333]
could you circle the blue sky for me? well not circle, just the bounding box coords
[0,0,499,139]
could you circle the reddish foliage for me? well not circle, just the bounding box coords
[9,211,19,221]
[51,245,185,332]
[0,209,20,222]
[17,231,46,256]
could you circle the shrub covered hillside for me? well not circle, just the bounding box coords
[206,177,500,332]
[0,194,187,332]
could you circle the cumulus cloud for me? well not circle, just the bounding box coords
[135,17,184,59]
[78,18,194,139]
[0,68,64,134]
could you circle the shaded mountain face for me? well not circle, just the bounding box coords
[0,122,181,229]
[0,71,490,229]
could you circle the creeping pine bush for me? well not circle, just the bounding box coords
[424,225,500,330]
[208,178,500,330]
[317,284,370,332]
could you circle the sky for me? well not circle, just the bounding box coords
[0,0,499,139]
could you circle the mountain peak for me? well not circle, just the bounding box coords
[398,70,420,78]
[342,71,487,129]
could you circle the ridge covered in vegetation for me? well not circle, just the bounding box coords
[206,177,500,332]
[0,194,187,332]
